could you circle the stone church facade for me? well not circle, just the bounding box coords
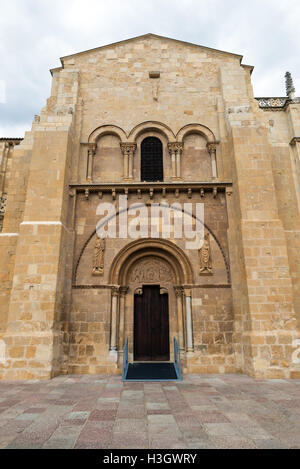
[0,34,300,380]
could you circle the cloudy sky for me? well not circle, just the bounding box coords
[0,0,299,137]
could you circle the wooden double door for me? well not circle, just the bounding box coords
[134,285,170,361]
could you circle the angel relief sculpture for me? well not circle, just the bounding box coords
[92,236,106,276]
[199,232,213,275]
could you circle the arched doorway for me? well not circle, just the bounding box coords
[109,239,194,364]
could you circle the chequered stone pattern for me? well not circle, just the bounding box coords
[0,374,299,449]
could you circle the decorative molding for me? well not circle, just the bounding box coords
[256,97,288,109]
[199,232,213,275]
[134,287,143,295]
[70,181,232,194]
[72,283,231,289]
[92,237,106,276]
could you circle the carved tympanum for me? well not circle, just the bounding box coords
[92,237,106,276]
[130,258,172,284]
[199,232,213,275]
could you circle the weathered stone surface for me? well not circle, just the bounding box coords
[0,34,299,379]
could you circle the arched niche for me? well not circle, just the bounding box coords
[181,133,212,181]
[93,134,123,182]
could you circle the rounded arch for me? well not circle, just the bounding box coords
[109,238,194,285]
[128,121,175,142]
[74,204,230,285]
[88,124,127,143]
[176,123,216,143]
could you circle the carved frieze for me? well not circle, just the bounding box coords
[199,232,213,275]
[257,98,287,108]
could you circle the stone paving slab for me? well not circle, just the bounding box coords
[0,374,299,449]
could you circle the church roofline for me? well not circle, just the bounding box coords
[50,33,253,75]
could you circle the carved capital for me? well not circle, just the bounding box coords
[184,288,192,298]
[206,142,218,154]
[168,142,183,155]
[120,142,137,155]
[88,143,97,157]
[111,286,120,297]
[134,287,143,295]
[290,137,300,146]
[120,286,129,296]
[174,286,184,297]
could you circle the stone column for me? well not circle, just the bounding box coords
[175,287,184,350]
[87,144,96,182]
[110,287,119,351]
[184,289,194,352]
[120,143,136,180]
[118,286,128,351]
[168,143,177,178]
[207,142,218,179]
[175,143,183,179]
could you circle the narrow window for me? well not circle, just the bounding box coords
[141,137,163,182]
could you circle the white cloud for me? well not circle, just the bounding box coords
[0,0,299,136]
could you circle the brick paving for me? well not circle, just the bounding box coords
[0,374,299,449]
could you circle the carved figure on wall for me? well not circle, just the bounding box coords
[199,232,213,274]
[92,236,106,276]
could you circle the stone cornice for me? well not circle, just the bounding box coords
[69,181,232,195]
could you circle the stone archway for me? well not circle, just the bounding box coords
[108,238,195,365]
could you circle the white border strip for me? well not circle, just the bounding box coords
[20,221,63,226]
[0,233,19,237]
[20,220,72,234]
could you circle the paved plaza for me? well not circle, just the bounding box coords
[0,374,299,449]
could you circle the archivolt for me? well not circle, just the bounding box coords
[176,123,216,143]
[128,121,176,142]
[88,124,127,143]
[109,238,194,285]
